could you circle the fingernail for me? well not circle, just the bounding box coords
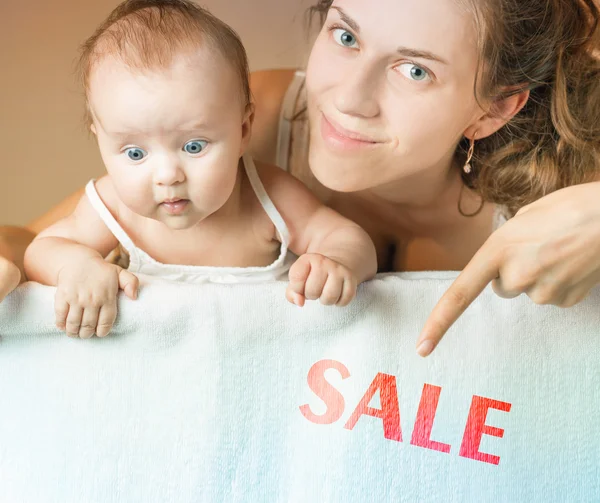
[416,340,434,357]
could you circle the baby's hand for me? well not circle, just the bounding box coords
[286,253,358,307]
[0,256,21,303]
[55,257,138,338]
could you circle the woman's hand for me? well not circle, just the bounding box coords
[0,256,21,303]
[417,181,600,357]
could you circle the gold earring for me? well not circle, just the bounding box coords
[463,132,478,174]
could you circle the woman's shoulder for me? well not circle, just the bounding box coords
[27,187,86,234]
[26,176,121,234]
[248,69,299,164]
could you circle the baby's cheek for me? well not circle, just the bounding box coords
[115,178,155,216]
[191,165,238,209]
[202,183,232,212]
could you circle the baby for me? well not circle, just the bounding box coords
[23,0,377,339]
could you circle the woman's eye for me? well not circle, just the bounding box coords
[125,147,147,161]
[396,63,431,82]
[332,28,359,49]
[183,140,208,155]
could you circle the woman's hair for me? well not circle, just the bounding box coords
[309,0,600,215]
[78,0,251,112]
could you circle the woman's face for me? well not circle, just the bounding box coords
[306,0,484,193]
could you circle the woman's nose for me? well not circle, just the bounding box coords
[333,63,381,119]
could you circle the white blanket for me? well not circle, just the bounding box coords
[0,273,598,502]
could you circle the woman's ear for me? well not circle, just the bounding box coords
[90,123,97,135]
[239,102,255,155]
[465,89,530,139]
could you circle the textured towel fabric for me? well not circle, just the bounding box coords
[0,273,598,502]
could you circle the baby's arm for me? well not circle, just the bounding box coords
[259,162,377,306]
[24,177,138,337]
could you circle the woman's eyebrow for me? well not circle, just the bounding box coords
[396,46,449,65]
[330,7,361,33]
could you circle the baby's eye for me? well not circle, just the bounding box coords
[332,28,359,49]
[125,147,147,161]
[396,63,431,83]
[183,140,208,155]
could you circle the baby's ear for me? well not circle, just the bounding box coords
[243,102,255,129]
[240,102,255,155]
[85,106,97,135]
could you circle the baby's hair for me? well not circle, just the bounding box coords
[309,0,600,215]
[78,0,250,117]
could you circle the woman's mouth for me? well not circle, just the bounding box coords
[320,113,380,151]
[161,199,189,215]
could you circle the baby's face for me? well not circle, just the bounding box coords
[88,48,250,230]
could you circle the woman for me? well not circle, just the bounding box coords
[2,0,600,357]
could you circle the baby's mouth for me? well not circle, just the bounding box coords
[161,199,189,215]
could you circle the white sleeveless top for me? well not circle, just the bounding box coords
[86,154,293,284]
[276,70,509,231]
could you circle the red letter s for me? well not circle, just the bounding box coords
[299,359,350,425]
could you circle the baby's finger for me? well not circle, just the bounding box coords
[118,269,139,300]
[65,305,84,338]
[288,257,312,298]
[78,307,100,339]
[96,302,117,337]
[285,287,305,307]
[304,263,329,301]
[337,276,357,307]
[54,295,70,331]
[319,274,344,306]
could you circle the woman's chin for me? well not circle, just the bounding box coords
[309,152,371,193]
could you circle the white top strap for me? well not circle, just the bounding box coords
[84,180,137,253]
[276,70,306,172]
[242,154,291,248]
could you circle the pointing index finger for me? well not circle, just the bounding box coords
[416,241,501,357]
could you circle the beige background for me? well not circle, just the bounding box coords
[0,0,314,226]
